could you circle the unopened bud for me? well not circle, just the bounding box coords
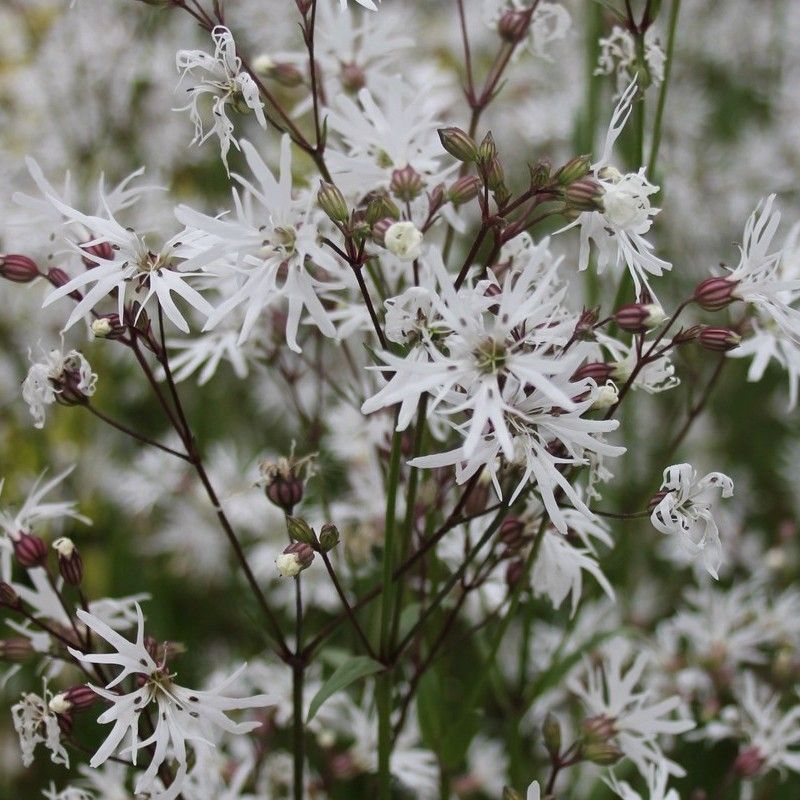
[498,9,530,42]
[447,175,481,206]
[529,158,552,189]
[91,314,125,340]
[287,517,316,545]
[318,182,349,224]
[341,62,366,93]
[0,254,41,283]
[583,714,616,743]
[438,127,478,163]
[277,542,315,577]
[555,155,592,185]
[427,183,446,214]
[50,685,97,714]
[261,461,305,513]
[385,221,424,261]
[591,382,619,410]
[372,218,394,247]
[0,638,35,663]
[698,326,741,352]
[503,789,523,800]
[565,177,604,212]
[365,193,400,226]
[543,713,562,756]
[694,276,739,311]
[573,362,614,382]
[53,537,83,586]
[0,582,20,608]
[506,558,525,588]
[80,240,114,268]
[47,267,82,301]
[269,62,305,88]
[614,302,667,333]
[477,132,497,167]
[13,532,48,569]
[390,165,424,202]
[583,741,623,766]
[499,517,526,548]
[733,746,766,779]
[318,523,340,552]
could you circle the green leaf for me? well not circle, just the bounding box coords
[306,656,384,723]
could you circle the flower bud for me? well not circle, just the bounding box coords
[733,746,766,779]
[698,326,741,352]
[318,181,349,224]
[427,183,447,214]
[276,542,315,577]
[0,254,41,283]
[371,218,394,247]
[391,165,424,202]
[582,741,623,766]
[565,177,604,212]
[287,517,316,546]
[498,9,530,42]
[574,307,599,340]
[260,460,305,514]
[53,537,83,586]
[503,789,524,800]
[47,267,82,301]
[318,523,340,552]
[499,517,526,548]
[0,582,20,608]
[477,132,497,167]
[365,192,400,226]
[694,276,739,311]
[447,175,482,206]
[529,157,552,189]
[590,382,619,410]
[49,685,98,714]
[583,714,616,743]
[437,127,478,163]
[13,532,48,569]
[270,62,305,88]
[614,302,667,332]
[80,239,114,268]
[572,362,614,382]
[0,638,35,663]
[341,62,366,93]
[554,155,592,185]
[91,314,126,340]
[385,221,424,261]
[543,712,562,756]
[506,558,525,588]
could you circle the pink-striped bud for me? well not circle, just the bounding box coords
[614,302,667,333]
[438,127,478,163]
[733,746,766,779]
[341,62,366,93]
[47,267,82,301]
[0,638,35,663]
[573,362,614,382]
[53,538,83,586]
[698,326,741,352]
[391,165,424,202]
[0,582,20,608]
[694,276,739,311]
[565,177,604,212]
[498,9,530,42]
[80,240,114,268]
[447,175,482,206]
[0,254,41,283]
[505,558,525,588]
[13,532,48,569]
[50,685,98,714]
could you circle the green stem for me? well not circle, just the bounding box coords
[293,576,305,800]
[377,424,404,799]
[647,0,682,181]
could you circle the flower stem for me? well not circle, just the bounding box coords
[293,575,305,800]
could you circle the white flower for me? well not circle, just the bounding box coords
[606,763,678,800]
[650,464,734,579]
[570,645,695,778]
[596,26,665,96]
[341,0,379,9]
[527,781,541,800]
[384,221,423,261]
[11,682,69,768]
[560,79,671,294]
[177,135,343,352]
[22,347,97,429]
[42,785,94,800]
[69,605,272,800]
[483,1,572,60]
[38,190,214,333]
[175,26,267,172]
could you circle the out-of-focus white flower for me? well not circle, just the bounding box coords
[527,780,541,800]
[41,785,94,800]
[175,26,267,172]
[384,221,423,261]
[483,1,572,60]
[606,762,678,800]
[341,0,379,9]
[650,464,733,579]
[11,682,69,768]
[570,645,695,778]
[22,348,97,429]
[69,605,272,800]
[596,26,665,95]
